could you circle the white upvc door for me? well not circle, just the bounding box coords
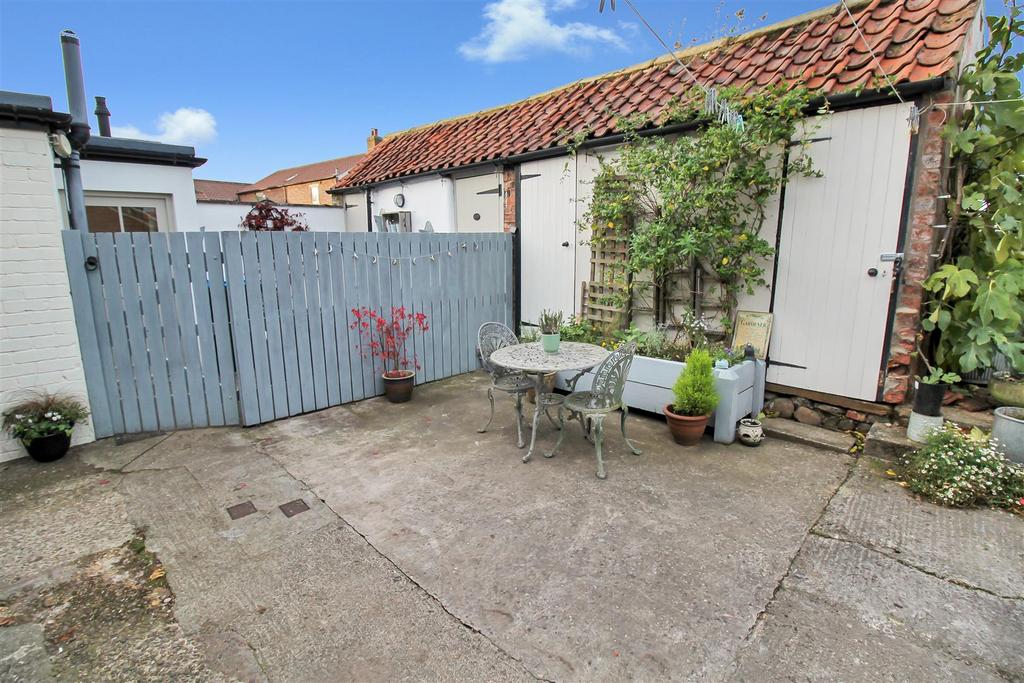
[768,102,914,400]
[519,156,577,326]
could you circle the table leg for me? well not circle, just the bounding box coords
[522,373,545,464]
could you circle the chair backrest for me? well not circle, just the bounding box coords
[477,322,518,375]
[590,341,637,407]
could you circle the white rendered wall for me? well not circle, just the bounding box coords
[1,127,94,461]
[194,201,347,232]
[55,158,200,231]
[370,175,454,232]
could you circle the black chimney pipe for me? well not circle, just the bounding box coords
[60,29,90,231]
[94,96,110,137]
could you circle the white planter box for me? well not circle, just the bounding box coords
[555,356,766,444]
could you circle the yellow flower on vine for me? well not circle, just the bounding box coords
[721,257,730,265]
[607,221,614,228]
[738,234,747,241]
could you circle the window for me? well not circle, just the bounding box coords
[79,194,170,232]
[310,184,320,205]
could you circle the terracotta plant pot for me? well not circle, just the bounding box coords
[663,405,708,446]
[25,432,72,463]
[382,371,415,403]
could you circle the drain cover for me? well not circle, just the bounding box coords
[279,499,309,518]
[226,501,257,520]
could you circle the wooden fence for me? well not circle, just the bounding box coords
[63,230,513,437]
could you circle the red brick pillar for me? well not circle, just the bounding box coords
[502,165,517,233]
[881,91,953,403]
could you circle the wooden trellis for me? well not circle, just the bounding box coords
[583,219,632,329]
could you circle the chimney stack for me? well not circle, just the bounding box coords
[367,127,382,150]
[94,96,111,137]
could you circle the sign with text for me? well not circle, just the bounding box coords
[731,311,773,360]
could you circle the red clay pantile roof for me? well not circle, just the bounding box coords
[194,179,249,202]
[335,0,979,190]
[243,153,365,194]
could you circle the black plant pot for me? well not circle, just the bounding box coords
[912,382,947,417]
[382,371,415,403]
[25,432,72,463]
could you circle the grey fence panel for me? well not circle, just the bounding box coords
[131,233,175,431]
[61,232,115,438]
[269,232,301,416]
[202,230,239,425]
[255,232,288,421]
[151,234,191,428]
[64,230,512,435]
[185,232,226,427]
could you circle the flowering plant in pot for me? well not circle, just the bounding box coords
[539,310,563,353]
[2,393,89,462]
[351,306,429,403]
[664,348,719,446]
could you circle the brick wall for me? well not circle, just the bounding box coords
[0,126,94,461]
[502,166,516,233]
[881,91,954,404]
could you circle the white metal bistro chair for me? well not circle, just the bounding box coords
[546,341,642,479]
[477,322,534,448]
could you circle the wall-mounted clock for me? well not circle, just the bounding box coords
[394,193,405,208]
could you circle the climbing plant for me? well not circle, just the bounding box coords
[922,3,1024,374]
[582,84,818,332]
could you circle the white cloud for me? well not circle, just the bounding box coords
[460,0,625,64]
[111,107,217,146]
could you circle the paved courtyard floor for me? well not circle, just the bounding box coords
[1,372,1022,681]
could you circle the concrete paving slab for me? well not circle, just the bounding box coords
[0,456,133,593]
[77,432,173,471]
[818,458,1024,599]
[261,372,854,681]
[0,624,50,682]
[864,422,917,461]
[731,534,1024,681]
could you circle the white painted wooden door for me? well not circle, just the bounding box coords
[519,156,577,325]
[455,173,502,232]
[340,192,366,232]
[768,103,913,400]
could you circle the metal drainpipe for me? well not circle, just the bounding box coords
[60,30,90,231]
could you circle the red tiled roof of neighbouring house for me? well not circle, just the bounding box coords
[334,0,979,190]
[194,179,250,202]
[242,153,366,194]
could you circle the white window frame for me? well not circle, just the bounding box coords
[58,191,174,231]
[310,184,320,205]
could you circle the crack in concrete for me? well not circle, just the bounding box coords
[807,529,1024,602]
[725,455,859,679]
[255,444,553,683]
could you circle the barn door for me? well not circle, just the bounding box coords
[455,173,502,232]
[768,103,914,401]
[519,157,577,325]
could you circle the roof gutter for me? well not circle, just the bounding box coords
[329,77,950,194]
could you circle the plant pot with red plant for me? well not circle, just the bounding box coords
[663,348,719,446]
[2,393,90,462]
[351,306,430,403]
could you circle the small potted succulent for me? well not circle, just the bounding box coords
[351,306,429,403]
[2,393,89,462]
[663,348,719,446]
[539,310,563,354]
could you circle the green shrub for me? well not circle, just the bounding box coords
[671,349,719,416]
[900,422,1024,509]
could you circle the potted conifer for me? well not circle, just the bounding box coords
[663,348,719,446]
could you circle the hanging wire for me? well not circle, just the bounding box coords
[602,0,745,131]
[838,0,921,131]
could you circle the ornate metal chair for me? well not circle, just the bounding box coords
[546,341,642,479]
[477,322,533,447]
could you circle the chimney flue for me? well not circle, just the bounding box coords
[94,96,111,137]
[59,29,90,232]
[367,127,382,150]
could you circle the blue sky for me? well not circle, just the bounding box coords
[0,0,1003,182]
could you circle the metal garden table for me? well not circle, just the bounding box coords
[489,341,608,463]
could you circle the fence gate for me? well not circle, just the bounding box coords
[64,230,513,437]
